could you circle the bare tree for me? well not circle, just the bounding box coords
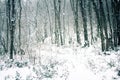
[79,0,89,46]
[99,0,109,51]
[9,0,16,59]
[112,0,120,47]
[53,0,63,45]
[44,0,53,43]
[88,0,93,44]
[91,0,105,51]
[70,0,81,45]
[18,0,22,50]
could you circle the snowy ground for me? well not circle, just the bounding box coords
[0,44,120,80]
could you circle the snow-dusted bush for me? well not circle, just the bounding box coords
[32,58,69,80]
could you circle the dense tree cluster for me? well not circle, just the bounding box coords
[0,0,120,59]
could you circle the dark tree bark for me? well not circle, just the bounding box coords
[111,0,117,48]
[58,0,63,45]
[88,0,93,44]
[70,0,81,45]
[54,0,59,45]
[99,0,109,51]
[79,0,89,46]
[105,0,114,50]
[113,0,120,46]
[91,0,100,37]
[9,0,16,59]
[91,0,105,51]
[111,0,120,49]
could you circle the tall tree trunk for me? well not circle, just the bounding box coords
[18,0,22,50]
[91,0,100,37]
[105,0,114,50]
[53,0,63,46]
[62,0,66,45]
[88,0,93,44]
[91,0,105,51]
[114,0,120,45]
[98,0,106,51]
[58,0,63,45]
[111,0,120,48]
[54,0,59,45]
[6,0,10,53]
[70,0,81,45]
[79,0,89,46]
[99,0,109,51]
[9,0,16,59]
[44,0,53,44]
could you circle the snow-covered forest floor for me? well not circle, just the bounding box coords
[0,43,120,80]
